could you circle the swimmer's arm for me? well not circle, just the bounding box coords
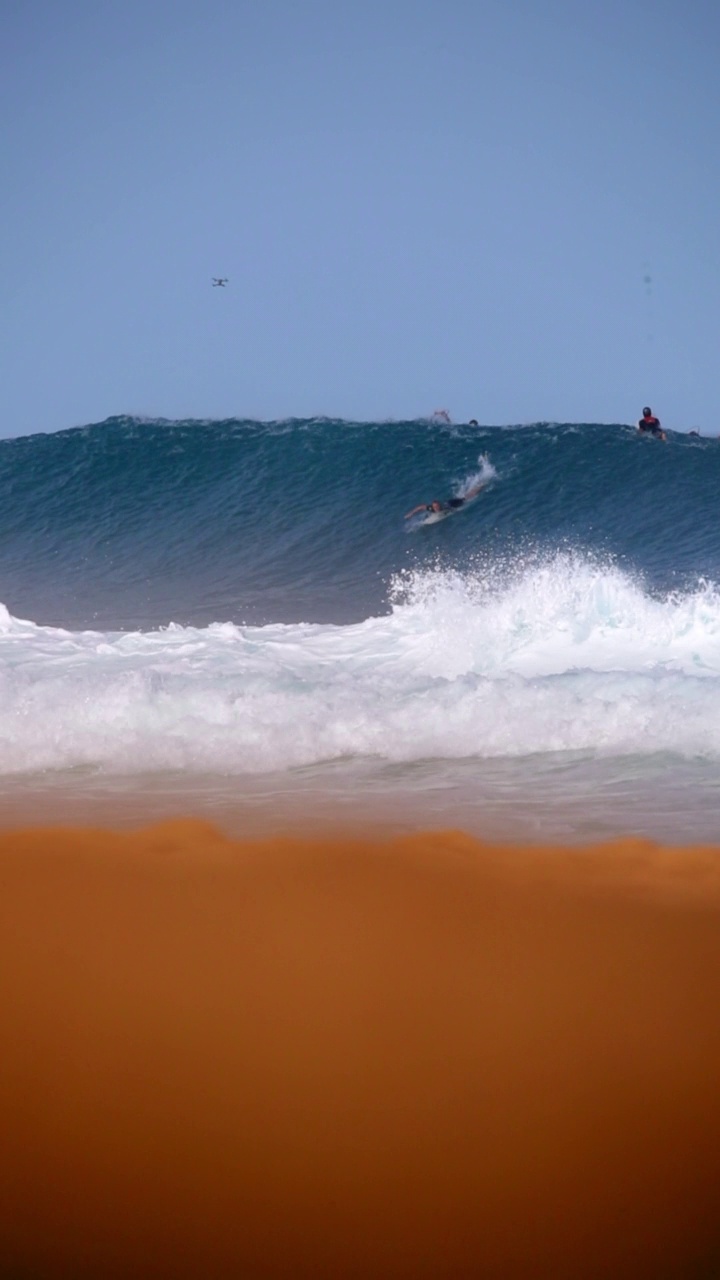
[405,504,427,519]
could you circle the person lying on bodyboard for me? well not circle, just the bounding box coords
[405,480,486,521]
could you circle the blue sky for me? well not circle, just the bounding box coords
[2,0,718,435]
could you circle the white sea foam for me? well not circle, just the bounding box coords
[2,555,720,775]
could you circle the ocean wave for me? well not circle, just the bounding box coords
[2,554,720,775]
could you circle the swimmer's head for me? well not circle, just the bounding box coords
[642,407,652,417]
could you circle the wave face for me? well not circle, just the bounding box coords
[0,415,715,630]
[1,416,720,805]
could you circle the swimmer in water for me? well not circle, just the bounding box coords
[405,480,487,520]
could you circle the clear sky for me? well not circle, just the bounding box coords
[2,0,719,436]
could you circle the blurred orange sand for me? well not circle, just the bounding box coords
[2,819,720,1278]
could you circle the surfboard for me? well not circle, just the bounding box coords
[420,510,451,525]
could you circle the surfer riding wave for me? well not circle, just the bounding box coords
[405,480,487,521]
[404,491,476,517]
[405,455,495,523]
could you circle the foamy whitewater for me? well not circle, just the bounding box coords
[1,415,719,841]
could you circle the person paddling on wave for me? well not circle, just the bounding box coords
[405,480,486,520]
[637,407,666,441]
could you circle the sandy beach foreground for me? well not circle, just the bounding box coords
[2,820,720,1278]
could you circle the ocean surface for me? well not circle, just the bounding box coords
[1,414,719,842]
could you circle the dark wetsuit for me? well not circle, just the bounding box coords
[427,498,465,513]
[638,415,663,438]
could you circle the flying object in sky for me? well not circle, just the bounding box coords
[212,278,228,287]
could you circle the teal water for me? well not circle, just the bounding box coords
[0,416,713,629]
[0,416,718,843]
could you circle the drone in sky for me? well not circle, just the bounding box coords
[212,277,228,287]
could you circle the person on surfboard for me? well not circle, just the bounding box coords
[637,407,666,440]
[405,480,487,520]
